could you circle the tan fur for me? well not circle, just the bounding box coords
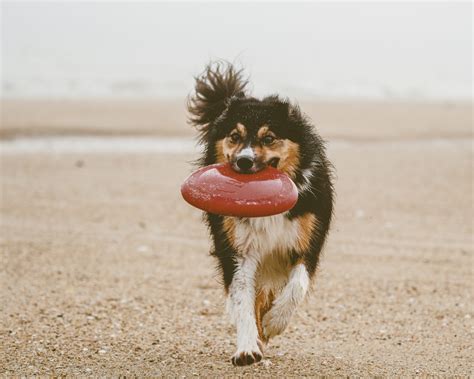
[236,123,247,138]
[215,140,226,163]
[222,216,236,246]
[258,125,299,178]
[257,125,275,139]
[253,145,263,159]
[216,123,250,162]
[255,290,275,342]
[296,213,319,252]
[277,140,300,178]
[262,139,300,178]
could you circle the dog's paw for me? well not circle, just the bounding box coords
[231,340,263,366]
[231,349,263,366]
[262,306,291,340]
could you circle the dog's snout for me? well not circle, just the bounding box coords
[236,156,254,171]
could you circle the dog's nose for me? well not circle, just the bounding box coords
[236,156,254,171]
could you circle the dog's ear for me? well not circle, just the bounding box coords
[187,62,248,137]
[263,95,311,140]
[288,102,304,123]
[263,95,294,123]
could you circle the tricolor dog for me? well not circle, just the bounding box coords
[188,62,334,366]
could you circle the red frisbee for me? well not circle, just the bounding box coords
[181,163,298,217]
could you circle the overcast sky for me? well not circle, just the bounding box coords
[2,2,472,100]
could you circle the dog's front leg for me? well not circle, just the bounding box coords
[262,263,310,340]
[227,256,263,366]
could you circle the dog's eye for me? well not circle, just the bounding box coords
[262,135,275,145]
[229,133,241,143]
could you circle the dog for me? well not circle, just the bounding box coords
[187,62,334,366]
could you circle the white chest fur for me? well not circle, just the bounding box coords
[233,214,300,257]
[231,214,302,296]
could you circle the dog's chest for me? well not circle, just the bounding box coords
[233,214,299,256]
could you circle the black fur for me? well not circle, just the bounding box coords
[188,62,334,290]
[187,61,248,137]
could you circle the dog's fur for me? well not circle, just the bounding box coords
[188,62,334,366]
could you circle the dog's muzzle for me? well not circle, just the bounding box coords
[233,146,256,173]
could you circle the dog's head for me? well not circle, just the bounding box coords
[188,63,321,181]
[210,97,304,177]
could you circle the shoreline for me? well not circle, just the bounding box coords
[1,135,472,155]
[1,99,472,140]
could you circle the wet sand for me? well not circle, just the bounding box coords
[2,99,472,140]
[1,100,472,376]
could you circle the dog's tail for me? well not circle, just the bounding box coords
[187,61,248,133]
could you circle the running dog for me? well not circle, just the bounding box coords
[187,62,334,366]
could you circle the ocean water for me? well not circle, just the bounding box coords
[2,2,472,100]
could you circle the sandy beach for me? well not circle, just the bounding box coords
[0,99,472,376]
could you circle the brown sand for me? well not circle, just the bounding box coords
[0,100,472,376]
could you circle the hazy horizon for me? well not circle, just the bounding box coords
[2,2,472,101]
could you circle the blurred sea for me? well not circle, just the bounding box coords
[2,2,472,101]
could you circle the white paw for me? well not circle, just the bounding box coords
[262,306,292,340]
[231,341,263,366]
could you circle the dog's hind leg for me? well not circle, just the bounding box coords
[227,257,263,366]
[262,263,310,340]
